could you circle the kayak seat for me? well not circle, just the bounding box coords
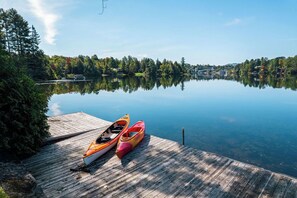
[103,137,111,141]
[111,129,121,133]
[96,137,111,143]
[114,126,123,130]
[110,134,118,139]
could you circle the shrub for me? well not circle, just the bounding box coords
[0,53,49,156]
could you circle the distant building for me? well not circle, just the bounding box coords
[74,74,86,80]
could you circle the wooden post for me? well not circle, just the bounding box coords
[182,128,185,145]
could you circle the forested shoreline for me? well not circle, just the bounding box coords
[233,56,297,76]
[48,55,190,79]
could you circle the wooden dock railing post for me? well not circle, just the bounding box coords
[182,128,185,145]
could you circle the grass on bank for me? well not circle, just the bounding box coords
[0,187,9,198]
[135,72,145,77]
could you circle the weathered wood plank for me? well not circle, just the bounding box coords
[197,161,243,197]
[64,142,189,198]
[44,137,176,196]
[48,112,111,137]
[34,136,165,190]
[126,149,206,198]
[22,112,297,198]
[152,156,230,198]
[108,147,201,198]
[282,180,297,198]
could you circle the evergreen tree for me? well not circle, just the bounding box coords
[6,8,30,55]
[29,25,40,55]
[27,26,49,80]
[0,31,4,50]
[27,50,49,80]
[156,59,161,73]
[181,57,185,67]
[0,9,5,50]
[120,56,128,73]
[0,47,49,156]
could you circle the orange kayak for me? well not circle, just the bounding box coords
[116,121,145,159]
[83,114,130,165]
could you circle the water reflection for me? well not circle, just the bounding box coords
[193,74,297,91]
[40,75,190,96]
[40,74,297,97]
[235,75,297,90]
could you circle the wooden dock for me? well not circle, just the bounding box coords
[23,112,297,197]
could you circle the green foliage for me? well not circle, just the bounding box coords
[0,187,9,198]
[235,56,297,77]
[0,8,49,80]
[46,55,190,79]
[135,72,144,77]
[27,50,49,80]
[1,8,30,55]
[0,10,50,154]
[0,53,49,156]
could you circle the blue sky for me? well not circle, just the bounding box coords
[1,0,297,65]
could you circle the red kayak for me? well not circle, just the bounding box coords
[116,121,145,159]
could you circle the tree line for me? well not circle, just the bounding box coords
[48,55,190,79]
[0,8,49,80]
[233,56,297,76]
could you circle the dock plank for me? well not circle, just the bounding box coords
[23,112,297,197]
[48,112,111,137]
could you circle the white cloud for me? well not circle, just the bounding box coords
[50,103,62,116]
[27,0,59,45]
[225,18,242,26]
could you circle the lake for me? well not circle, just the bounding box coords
[44,76,297,178]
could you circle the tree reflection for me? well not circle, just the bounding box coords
[192,74,297,91]
[233,74,297,90]
[39,74,297,99]
[40,75,192,97]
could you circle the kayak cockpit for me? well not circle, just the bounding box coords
[96,121,126,144]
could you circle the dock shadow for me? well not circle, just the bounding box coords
[120,135,151,168]
[86,147,117,175]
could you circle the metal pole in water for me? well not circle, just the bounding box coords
[182,128,185,145]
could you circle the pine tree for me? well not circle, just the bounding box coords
[181,57,185,67]
[6,9,30,55]
[27,25,48,80]
[0,8,13,52]
[29,25,40,55]
[0,9,5,50]
[27,50,49,80]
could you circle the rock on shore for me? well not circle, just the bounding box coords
[0,162,45,198]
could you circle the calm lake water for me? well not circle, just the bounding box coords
[45,78,297,178]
